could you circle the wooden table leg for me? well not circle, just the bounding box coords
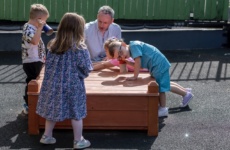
[148,96,159,136]
[147,81,159,136]
[28,95,40,135]
[28,80,40,135]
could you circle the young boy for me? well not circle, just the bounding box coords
[21,4,49,114]
[104,38,194,117]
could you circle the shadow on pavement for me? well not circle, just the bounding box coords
[0,111,165,150]
[1,48,230,149]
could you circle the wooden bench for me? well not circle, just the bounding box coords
[28,67,159,136]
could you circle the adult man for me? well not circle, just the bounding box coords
[85,5,121,63]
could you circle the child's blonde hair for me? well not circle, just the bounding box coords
[48,13,86,54]
[29,4,49,19]
[104,38,123,58]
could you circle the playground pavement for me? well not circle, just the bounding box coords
[0,48,230,150]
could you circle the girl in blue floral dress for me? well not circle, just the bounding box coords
[36,13,93,149]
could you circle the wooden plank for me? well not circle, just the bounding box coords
[32,68,158,96]
[87,96,148,110]
[86,92,158,96]
[84,110,148,127]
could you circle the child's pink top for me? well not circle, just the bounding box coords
[110,58,148,72]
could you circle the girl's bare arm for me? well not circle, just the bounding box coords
[93,61,114,70]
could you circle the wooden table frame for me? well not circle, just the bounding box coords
[28,68,159,136]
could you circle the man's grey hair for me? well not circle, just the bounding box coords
[98,5,114,18]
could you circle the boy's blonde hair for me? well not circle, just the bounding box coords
[30,4,49,19]
[48,13,86,54]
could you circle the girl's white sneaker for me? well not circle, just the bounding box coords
[74,139,91,149]
[40,135,56,144]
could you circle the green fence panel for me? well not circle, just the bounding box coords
[192,0,229,21]
[183,0,190,19]
[178,0,188,20]
[184,0,191,20]
[132,0,144,19]
[153,0,162,20]
[164,0,175,20]
[118,0,124,19]
[187,0,194,13]
[159,0,168,20]
[144,0,156,20]
[68,0,75,13]
[218,0,229,21]
[206,0,217,20]
[141,1,148,20]
[16,0,25,21]
[194,0,204,20]
[111,0,119,20]
[134,0,144,19]
[55,0,66,22]
[76,0,91,22]
[0,0,5,19]
[5,0,12,20]
[75,0,83,16]
[11,0,19,21]
[119,0,146,20]
[118,0,127,19]
[87,0,98,22]
[0,0,228,22]
[222,0,229,20]
[216,0,223,20]
[24,1,31,21]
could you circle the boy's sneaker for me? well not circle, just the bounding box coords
[40,135,56,144]
[22,103,28,114]
[180,92,194,107]
[74,139,91,149]
[185,88,192,93]
[158,107,168,117]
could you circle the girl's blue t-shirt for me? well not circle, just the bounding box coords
[129,41,171,73]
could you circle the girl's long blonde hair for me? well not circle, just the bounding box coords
[48,13,86,54]
[104,37,123,58]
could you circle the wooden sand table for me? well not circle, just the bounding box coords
[28,67,160,136]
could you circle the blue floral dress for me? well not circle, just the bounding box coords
[36,47,93,122]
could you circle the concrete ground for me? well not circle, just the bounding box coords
[0,48,230,150]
